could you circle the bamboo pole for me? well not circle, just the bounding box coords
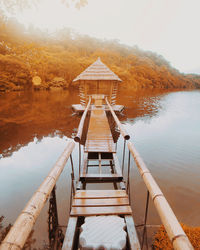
[74,97,91,143]
[0,140,75,250]
[105,97,130,140]
[127,141,194,250]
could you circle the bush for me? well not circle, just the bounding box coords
[153,224,200,249]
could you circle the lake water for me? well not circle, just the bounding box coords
[0,89,200,248]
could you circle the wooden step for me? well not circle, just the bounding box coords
[80,173,123,182]
[72,197,129,207]
[74,190,128,199]
[70,205,132,216]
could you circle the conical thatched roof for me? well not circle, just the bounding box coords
[73,57,122,82]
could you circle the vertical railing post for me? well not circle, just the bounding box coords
[48,186,64,250]
[126,150,131,194]
[70,154,75,196]
[141,190,150,249]
[79,143,81,176]
[122,139,126,174]
[69,180,72,213]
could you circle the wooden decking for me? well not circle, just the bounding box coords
[71,190,132,216]
[63,96,140,250]
[85,108,115,152]
[72,104,124,114]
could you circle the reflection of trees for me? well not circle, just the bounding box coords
[0,90,80,157]
[0,89,174,158]
[117,89,172,123]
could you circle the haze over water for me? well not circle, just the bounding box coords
[0,89,200,246]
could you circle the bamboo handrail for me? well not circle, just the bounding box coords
[0,140,75,250]
[105,98,130,140]
[74,97,91,143]
[127,141,194,250]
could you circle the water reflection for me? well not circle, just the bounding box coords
[116,89,166,122]
[0,90,80,158]
[121,90,200,226]
[0,89,200,248]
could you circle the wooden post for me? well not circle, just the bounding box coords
[0,140,75,250]
[127,141,194,250]
[106,98,130,140]
[74,97,91,143]
[84,81,88,103]
[109,80,113,103]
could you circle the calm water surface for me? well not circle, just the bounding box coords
[0,89,200,247]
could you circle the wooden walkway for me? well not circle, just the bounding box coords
[63,96,141,249]
[85,108,115,153]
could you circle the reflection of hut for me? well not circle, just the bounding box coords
[73,57,122,106]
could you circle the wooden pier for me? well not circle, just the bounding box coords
[63,92,140,249]
[0,58,194,250]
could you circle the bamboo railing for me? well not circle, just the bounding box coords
[0,140,75,250]
[127,141,194,250]
[74,97,91,143]
[105,98,130,140]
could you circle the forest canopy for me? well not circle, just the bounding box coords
[0,17,200,92]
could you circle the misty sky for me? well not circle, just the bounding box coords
[17,0,200,74]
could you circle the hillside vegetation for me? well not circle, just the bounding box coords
[0,18,200,92]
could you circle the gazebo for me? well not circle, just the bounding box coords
[73,57,122,107]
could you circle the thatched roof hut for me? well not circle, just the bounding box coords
[73,57,122,106]
[73,57,121,82]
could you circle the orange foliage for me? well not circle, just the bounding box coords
[0,18,200,91]
[153,224,200,249]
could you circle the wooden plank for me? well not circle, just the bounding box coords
[84,146,115,153]
[95,99,103,106]
[125,216,141,250]
[62,217,78,250]
[74,190,128,199]
[80,180,122,184]
[86,136,113,139]
[70,205,132,216]
[80,173,120,178]
[72,104,124,113]
[80,173,123,182]
[72,197,129,207]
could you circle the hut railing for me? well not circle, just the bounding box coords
[0,140,75,250]
[126,141,194,250]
